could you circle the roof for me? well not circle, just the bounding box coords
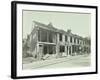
[33,21,58,32]
[33,21,86,39]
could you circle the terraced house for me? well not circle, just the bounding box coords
[23,21,91,60]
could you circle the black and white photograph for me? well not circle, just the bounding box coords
[11,1,98,79]
[22,10,91,69]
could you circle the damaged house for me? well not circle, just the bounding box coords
[23,21,91,60]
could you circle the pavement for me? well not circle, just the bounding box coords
[23,54,91,69]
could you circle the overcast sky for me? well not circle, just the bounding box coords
[23,10,91,39]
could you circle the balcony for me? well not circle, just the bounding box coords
[38,29,56,43]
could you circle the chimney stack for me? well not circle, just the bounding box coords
[67,29,71,33]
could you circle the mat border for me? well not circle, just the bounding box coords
[11,1,98,79]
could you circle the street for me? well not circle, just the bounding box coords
[23,54,91,69]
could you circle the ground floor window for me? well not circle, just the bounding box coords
[43,45,56,55]
[60,46,65,52]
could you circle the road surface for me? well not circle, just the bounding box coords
[23,54,91,69]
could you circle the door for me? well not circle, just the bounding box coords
[43,45,47,55]
[69,46,71,55]
[38,45,43,60]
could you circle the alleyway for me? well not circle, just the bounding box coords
[23,54,91,69]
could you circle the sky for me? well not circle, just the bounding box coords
[23,10,91,39]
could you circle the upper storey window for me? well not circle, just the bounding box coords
[59,33,62,41]
[74,38,76,43]
[65,35,68,42]
[70,36,72,43]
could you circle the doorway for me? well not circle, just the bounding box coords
[43,45,55,55]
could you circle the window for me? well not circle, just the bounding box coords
[77,39,79,44]
[65,35,67,42]
[38,30,40,41]
[59,33,62,41]
[74,38,76,43]
[70,36,72,43]
[41,29,47,42]
[60,46,65,52]
[48,31,53,43]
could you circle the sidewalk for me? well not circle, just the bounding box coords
[23,54,90,69]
